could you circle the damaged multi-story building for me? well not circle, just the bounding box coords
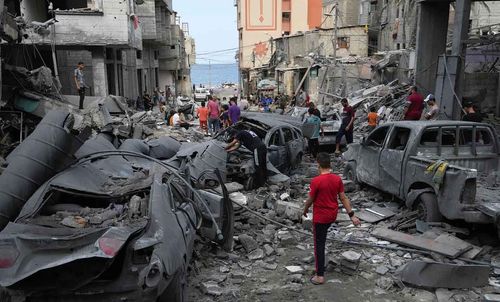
[243,0,500,121]
[1,0,194,104]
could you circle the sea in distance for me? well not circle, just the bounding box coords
[191,63,238,87]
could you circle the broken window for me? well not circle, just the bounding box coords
[366,126,389,147]
[282,128,294,143]
[459,127,493,146]
[52,0,100,11]
[388,127,411,150]
[420,128,438,147]
[270,130,282,146]
[441,128,456,146]
[337,37,350,49]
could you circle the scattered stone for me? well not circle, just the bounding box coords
[255,286,272,295]
[288,274,303,283]
[435,288,454,302]
[262,262,278,270]
[231,270,249,279]
[360,272,374,280]
[327,279,343,284]
[263,244,275,256]
[390,257,404,268]
[285,266,304,274]
[275,200,302,221]
[413,289,437,302]
[201,281,223,296]
[376,276,394,289]
[248,248,264,260]
[280,193,290,200]
[219,265,230,273]
[238,234,258,252]
[277,231,296,245]
[238,261,252,269]
[301,255,314,264]
[341,251,362,262]
[229,192,247,207]
[206,274,227,283]
[375,265,389,275]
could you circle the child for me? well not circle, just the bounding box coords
[220,104,230,129]
[196,101,209,135]
[367,107,378,131]
[303,153,360,285]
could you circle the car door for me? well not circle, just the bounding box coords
[267,128,287,171]
[357,125,391,187]
[169,181,197,258]
[284,127,303,166]
[379,127,412,196]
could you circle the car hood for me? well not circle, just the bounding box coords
[0,222,145,289]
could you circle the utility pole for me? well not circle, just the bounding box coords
[208,59,212,88]
[332,2,338,64]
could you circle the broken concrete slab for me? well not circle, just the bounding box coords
[238,234,258,252]
[247,248,264,261]
[398,261,489,289]
[285,266,304,274]
[216,182,244,194]
[357,206,396,223]
[372,228,470,258]
[484,294,500,302]
[435,288,454,302]
[433,233,473,255]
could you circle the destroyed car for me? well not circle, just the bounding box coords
[0,145,233,301]
[344,121,500,225]
[215,116,304,189]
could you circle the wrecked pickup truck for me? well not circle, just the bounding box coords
[344,121,500,225]
[215,115,305,189]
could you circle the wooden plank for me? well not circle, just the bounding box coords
[434,233,473,255]
[372,228,466,258]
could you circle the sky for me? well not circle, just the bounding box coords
[174,1,238,65]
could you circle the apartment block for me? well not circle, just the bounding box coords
[1,0,193,103]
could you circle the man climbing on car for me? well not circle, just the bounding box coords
[225,129,267,188]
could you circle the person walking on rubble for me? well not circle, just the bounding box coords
[334,98,355,156]
[207,96,221,135]
[73,62,88,110]
[304,107,323,159]
[404,86,424,121]
[196,101,209,135]
[424,94,440,120]
[303,152,361,285]
[367,107,378,131]
[225,129,267,188]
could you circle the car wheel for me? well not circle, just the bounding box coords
[415,192,442,222]
[158,266,187,302]
[343,162,358,184]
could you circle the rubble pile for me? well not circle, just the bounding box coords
[187,155,500,302]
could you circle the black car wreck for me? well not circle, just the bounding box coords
[0,113,234,301]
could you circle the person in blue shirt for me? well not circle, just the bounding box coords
[305,107,324,159]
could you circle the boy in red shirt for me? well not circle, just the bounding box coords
[303,152,360,285]
[196,101,209,135]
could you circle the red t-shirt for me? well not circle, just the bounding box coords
[405,92,424,120]
[309,173,343,224]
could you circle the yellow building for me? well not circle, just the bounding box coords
[236,0,322,96]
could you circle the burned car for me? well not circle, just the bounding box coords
[344,121,500,225]
[215,116,304,189]
[0,135,233,301]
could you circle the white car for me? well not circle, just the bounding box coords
[194,87,209,102]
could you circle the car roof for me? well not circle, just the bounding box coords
[241,112,303,129]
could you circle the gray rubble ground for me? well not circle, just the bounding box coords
[184,152,500,302]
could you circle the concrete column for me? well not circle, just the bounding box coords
[414,2,449,97]
[91,48,108,97]
[437,0,471,120]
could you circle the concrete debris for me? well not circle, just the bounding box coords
[238,234,259,252]
[484,294,500,302]
[356,206,396,223]
[285,266,304,274]
[247,248,264,260]
[398,261,489,289]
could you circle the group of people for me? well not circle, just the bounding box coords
[196,96,244,135]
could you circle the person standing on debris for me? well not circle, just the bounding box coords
[207,96,221,135]
[73,62,87,110]
[196,101,209,135]
[424,95,440,120]
[334,98,355,156]
[367,107,378,131]
[220,104,230,129]
[228,98,241,125]
[302,152,361,285]
[225,129,267,188]
[404,86,424,121]
[305,107,324,159]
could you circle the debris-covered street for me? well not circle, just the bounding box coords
[0,0,500,301]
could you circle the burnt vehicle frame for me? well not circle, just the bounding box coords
[344,121,500,225]
[215,116,305,189]
[0,150,234,302]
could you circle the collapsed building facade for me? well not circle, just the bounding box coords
[244,0,500,122]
